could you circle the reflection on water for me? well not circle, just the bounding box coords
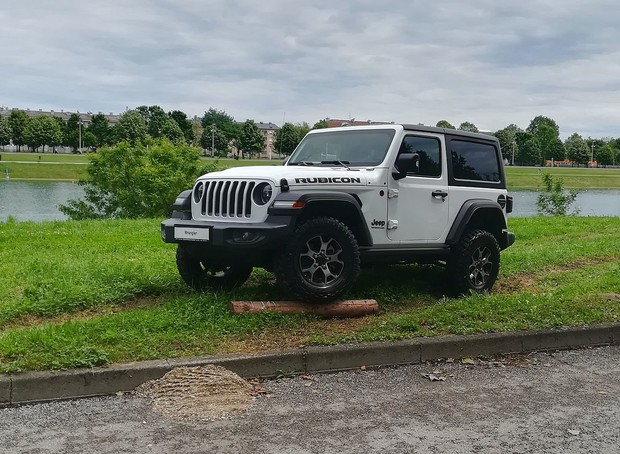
[509,190,620,217]
[0,181,84,222]
[0,181,619,222]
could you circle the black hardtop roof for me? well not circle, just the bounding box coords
[401,124,498,142]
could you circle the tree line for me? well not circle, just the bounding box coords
[2,106,619,166]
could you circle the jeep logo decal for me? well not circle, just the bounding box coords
[294,177,362,184]
[370,219,386,229]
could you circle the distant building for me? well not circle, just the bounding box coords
[0,107,121,126]
[256,121,279,158]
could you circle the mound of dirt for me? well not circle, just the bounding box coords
[135,365,256,421]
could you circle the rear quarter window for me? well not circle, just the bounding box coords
[450,140,501,182]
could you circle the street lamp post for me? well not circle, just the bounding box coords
[211,125,215,157]
[78,120,83,154]
[591,143,594,167]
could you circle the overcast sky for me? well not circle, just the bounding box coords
[1,0,619,139]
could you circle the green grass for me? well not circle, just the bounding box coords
[505,166,620,190]
[2,162,87,180]
[0,152,90,163]
[0,216,619,373]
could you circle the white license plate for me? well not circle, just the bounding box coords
[174,227,210,241]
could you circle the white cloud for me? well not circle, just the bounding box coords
[1,0,619,138]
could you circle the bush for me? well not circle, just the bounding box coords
[60,140,217,219]
[536,173,579,216]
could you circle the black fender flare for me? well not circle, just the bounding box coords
[269,192,373,246]
[446,199,507,247]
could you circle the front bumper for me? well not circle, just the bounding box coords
[161,216,294,249]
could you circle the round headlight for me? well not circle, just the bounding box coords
[253,182,273,205]
[193,182,204,203]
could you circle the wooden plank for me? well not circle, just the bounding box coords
[229,299,379,318]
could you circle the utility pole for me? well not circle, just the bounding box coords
[511,141,515,166]
[78,119,83,154]
[591,143,594,167]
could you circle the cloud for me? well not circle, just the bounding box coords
[1,0,619,138]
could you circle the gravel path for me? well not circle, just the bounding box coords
[1,346,619,453]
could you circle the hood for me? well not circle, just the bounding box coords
[197,165,370,187]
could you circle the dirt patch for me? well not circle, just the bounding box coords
[134,365,257,421]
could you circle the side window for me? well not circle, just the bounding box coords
[399,136,441,177]
[450,140,501,182]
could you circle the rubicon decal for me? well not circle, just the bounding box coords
[294,177,362,184]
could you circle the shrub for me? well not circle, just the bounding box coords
[536,173,579,216]
[60,140,217,219]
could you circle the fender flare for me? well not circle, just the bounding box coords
[269,192,373,246]
[446,199,507,246]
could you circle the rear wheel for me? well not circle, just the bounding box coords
[447,229,500,294]
[176,245,252,291]
[275,217,360,302]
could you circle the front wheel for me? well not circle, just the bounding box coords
[176,245,252,291]
[447,229,500,295]
[274,217,360,302]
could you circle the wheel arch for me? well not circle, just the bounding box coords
[272,192,373,247]
[446,200,508,249]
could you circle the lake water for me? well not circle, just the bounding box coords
[0,181,619,222]
[0,180,84,222]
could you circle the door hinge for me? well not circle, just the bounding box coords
[387,220,398,230]
[388,189,399,199]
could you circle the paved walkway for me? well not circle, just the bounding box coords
[1,346,618,453]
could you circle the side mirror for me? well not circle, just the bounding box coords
[392,153,419,180]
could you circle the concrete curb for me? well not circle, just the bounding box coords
[2,323,619,407]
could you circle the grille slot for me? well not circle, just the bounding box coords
[200,180,255,218]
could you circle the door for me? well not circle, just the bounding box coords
[387,134,449,242]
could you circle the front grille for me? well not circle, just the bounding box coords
[200,180,256,218]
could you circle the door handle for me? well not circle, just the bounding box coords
[432,190,448,201]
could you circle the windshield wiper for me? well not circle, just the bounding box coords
[320,160,351,169]
[289,161,315,166]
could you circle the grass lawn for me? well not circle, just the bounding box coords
[0,216,619,373]
[505,166,620,190]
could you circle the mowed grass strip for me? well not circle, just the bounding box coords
[0,217,619,373]
[505,166,620,190]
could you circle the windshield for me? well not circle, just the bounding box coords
[287,129,396,166]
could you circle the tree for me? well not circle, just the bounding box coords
[436,120,455,129]
[238,120,265,158]
[160,118,185,144]
[64,113,81,150]
[59,140,214,219]
[312,119,329,129]
[168,110,194,144]
[0,116,12,150]
[23,116,62,152]
[114,110,148,145]
[88,113,111,148]
[547,138,566,162]
[596,143,615,167]
[146,105,167,139]
[526,115,561,164]
[201,108,238,142]
[515,132,541,166]
[564,133,589,167]
[200,126,229,156]
[458,121,478,133]
[8,110,29,152]
[494,124,522,165]
[273,122,302,156]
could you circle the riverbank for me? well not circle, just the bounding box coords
[0,216,618,373]
[2,151,620,189]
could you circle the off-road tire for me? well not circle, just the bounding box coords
[447,229,500,295]
[176,245,252,291]
[274,217,360,302]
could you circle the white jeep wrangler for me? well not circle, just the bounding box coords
[161,124,515,301]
